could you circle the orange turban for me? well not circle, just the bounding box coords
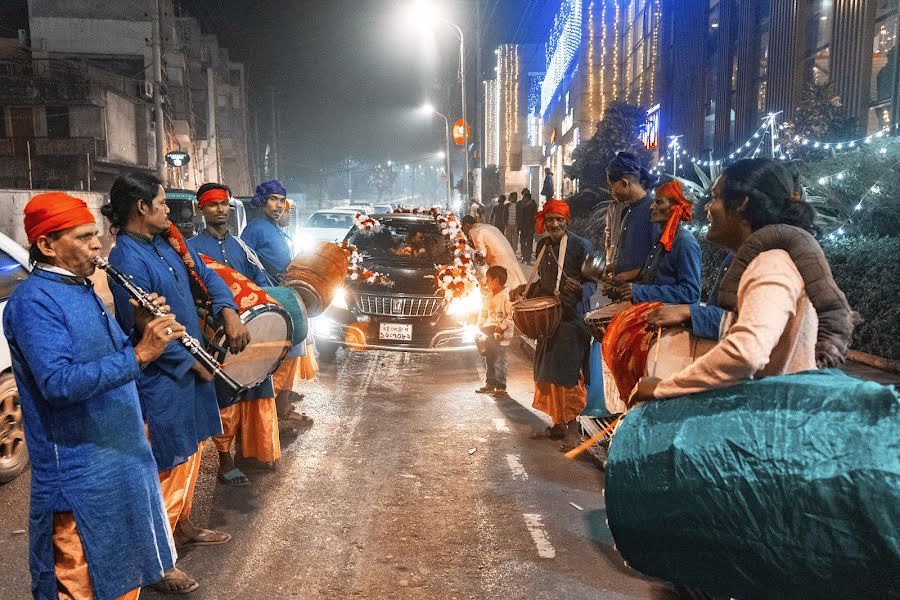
[655,181,693,251]
[24,192,96,244]
[197,188,229,207]
[535,199,570,234]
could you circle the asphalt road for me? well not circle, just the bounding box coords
[0,344,677,600]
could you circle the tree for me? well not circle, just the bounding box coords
[781,80,858,159]
[480,165,500,204]
[565,100,654,193]
[369,163,398,201]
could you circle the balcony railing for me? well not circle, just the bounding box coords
[0,137,107,159]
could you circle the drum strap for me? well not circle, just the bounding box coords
[233,235,278,286]
[524,235,567,296]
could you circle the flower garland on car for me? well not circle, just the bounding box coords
[340,235,393,287]
[394,207,480,299]
[353,212,379,231]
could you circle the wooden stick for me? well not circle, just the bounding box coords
[650,326,663,377]
[565,416,622,459]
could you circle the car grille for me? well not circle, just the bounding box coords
[355,294,444,317]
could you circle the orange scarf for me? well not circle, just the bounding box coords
[656,181,693,251]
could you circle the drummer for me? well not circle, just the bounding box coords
[188,183,282,486]
[510,200,596,446]
[603,152,658,285]
[104,172,246,594]
[607,180,701,305]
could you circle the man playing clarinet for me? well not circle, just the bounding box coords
[103,172,249,594]
[4,192,183,599]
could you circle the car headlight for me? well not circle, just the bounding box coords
[313,316,333,336]
[294,235,316,254]
[446,293,482,316]
[330,287,348,309]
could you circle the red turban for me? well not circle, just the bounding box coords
[197,188,230,207]
[535,199,570,234]
[24,192,96,244]
[655,181,693,251]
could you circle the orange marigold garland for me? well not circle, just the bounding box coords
[339,240,393,287]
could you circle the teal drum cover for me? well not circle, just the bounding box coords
[605,369,899,599]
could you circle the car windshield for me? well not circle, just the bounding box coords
[307,213,354,229]
[348,220,452,263]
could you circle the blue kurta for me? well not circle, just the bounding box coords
[240,217,293,279]
[528,233,597,387]
[187,231,275,404]
[632,226,702,304]
[611,195,657,273]
[4,269,175,600]
[188,231,272,287]
[690,252,733,340]
[108,233,237,471]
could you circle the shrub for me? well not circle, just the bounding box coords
[822,236,900,359]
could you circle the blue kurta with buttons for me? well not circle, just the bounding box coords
[240,217,293,279]
[108,233,237,471]
[632,226,702,305]
[3,269,175,600]
[611,195,657,273]
[188,231,271,287]
[187,231,275,402]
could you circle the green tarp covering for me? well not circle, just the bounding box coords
[606,369,899,599]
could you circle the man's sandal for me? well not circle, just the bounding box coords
[176,528,232,547]
[217,468,250,487]
[150,568,199,594]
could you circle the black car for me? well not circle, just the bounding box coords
[313,214,481,358]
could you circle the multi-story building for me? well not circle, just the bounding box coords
[0,0,252,193]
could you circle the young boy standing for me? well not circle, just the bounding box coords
[476,265,515,397]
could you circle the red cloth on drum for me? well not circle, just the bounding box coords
[165,222,210,306]
[601,301,664,400]
[198,254,278,310]
[212,399,280,462]
[532,374,587,425]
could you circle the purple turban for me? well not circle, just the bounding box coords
[251,179,287,207]
[607,151,657,190]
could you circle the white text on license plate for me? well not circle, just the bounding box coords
[379,323,413,341]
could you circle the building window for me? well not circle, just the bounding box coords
[46,106,70,139]
[868,7,897,133]
[166,66,184,86]
[806,0,833,83]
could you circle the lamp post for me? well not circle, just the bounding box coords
[406,1,468,205]
[422,103,453,210]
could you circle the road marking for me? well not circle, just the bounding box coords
[522,514,555,558]
[505,454,529,481]
[493,418,510,433]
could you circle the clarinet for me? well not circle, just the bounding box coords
[94,256,248,402]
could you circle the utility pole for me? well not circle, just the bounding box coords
[270,86,279,180]
[151,0,166,182]
[347,157,353,200]
[207,66,219,182]
[475,0,483,173]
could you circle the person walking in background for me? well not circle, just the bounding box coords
[468,197,484,223]
[541,168,554,204]
[504,191,520,253]
[475,266,514,398]
[519,188,537,264]
[490,194,507,229]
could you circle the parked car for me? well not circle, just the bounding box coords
[313,214,480,360]
[339,203,376,215]
[0,232,30,484]
[370,203,394,214]
[294,208,359,255]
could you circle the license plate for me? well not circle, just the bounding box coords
[379,322,413,341]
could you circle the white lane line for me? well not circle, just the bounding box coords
[523,513,556,558]
[505,454,529,481]
[493,418,510,433]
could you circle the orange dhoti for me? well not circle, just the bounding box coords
[212,398,280,462]
[157,443,204,532]
[52,513,141,600]
[532,374,587,425]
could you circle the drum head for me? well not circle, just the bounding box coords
[212,305,293,387]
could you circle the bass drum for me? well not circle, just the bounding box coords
[512,296,561,340]
[207,303,293,393]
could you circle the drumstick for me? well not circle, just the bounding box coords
[564,416,622,460]
[650,326,662,378]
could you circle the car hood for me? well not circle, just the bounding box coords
[345,257,444,297]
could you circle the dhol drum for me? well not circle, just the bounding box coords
[284,241,349,317]
[584,301,630,342]
[264,286,308,345]
[512,295,562,340]
[197,256,294,397]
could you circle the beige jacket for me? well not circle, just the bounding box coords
[478,288,515,347]
[655,250,818,398]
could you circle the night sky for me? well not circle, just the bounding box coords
[2,0,559,186]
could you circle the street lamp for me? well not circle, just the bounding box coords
[421,102,453,209]
[405,1,468,205]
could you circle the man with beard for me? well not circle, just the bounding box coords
[188,183,281,487]
[510,200,596,445]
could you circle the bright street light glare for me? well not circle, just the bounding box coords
[437,151,446,159]
[406,0,436,25]
[420,102,435,114]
